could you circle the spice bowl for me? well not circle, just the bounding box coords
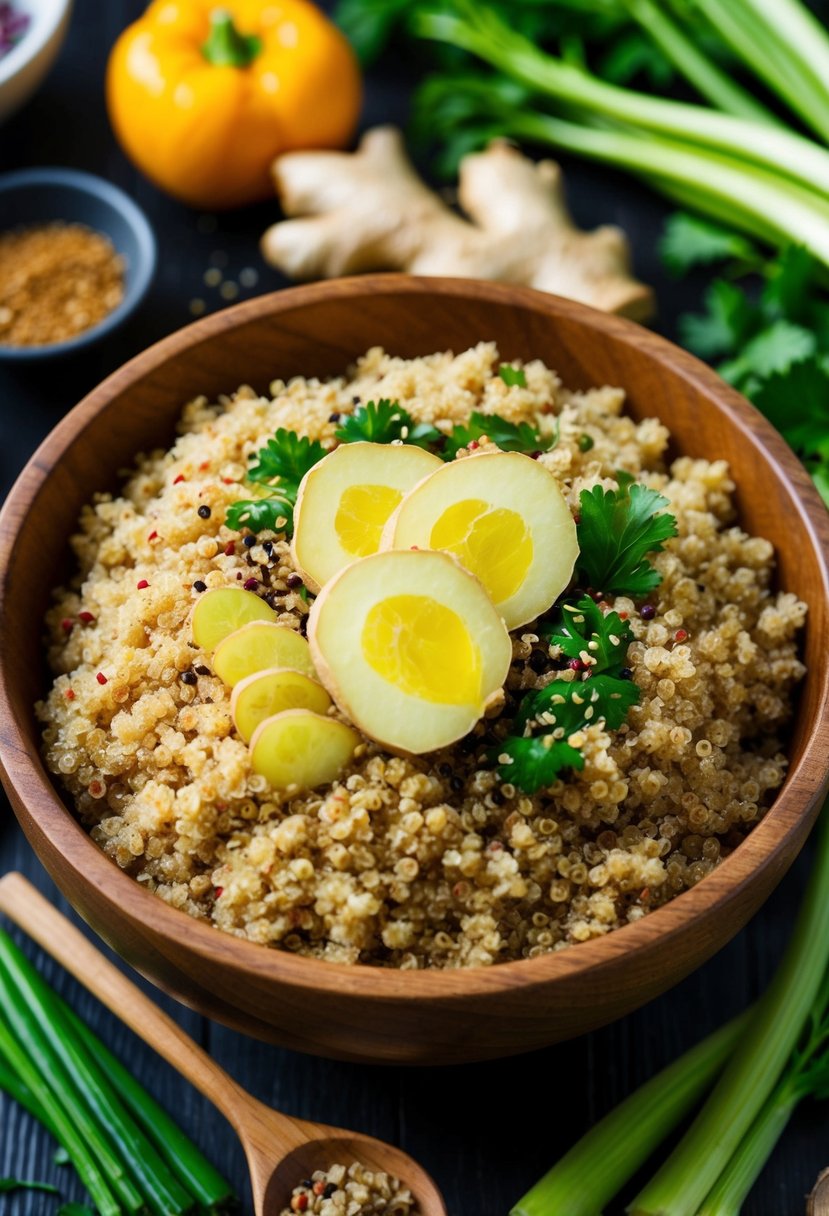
[0,167,156,359]
[1,277,828,1065]
[0,0,72,124]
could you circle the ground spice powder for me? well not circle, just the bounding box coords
[0,222,124,346]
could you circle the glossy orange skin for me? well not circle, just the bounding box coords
[106,0,362,210]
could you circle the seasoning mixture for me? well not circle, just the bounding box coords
[281,1164,415,1214]
[0,2,28,59]
[0,222,124,347]
[38,343,806,967]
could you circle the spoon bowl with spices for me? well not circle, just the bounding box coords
[0,166,156,360]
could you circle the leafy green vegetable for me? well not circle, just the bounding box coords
[443,410,552,458]
[496,733,586,793]
[0,1178,59,1194]
[57,1206,97,1216]
[576,483,678,596]
[499,364,527,386]
[225,495,294,535]
[541,596,634,671]
[335,398,442,448]
[660,213,758,277]
[247,428,325,487]
[678,279,758,360]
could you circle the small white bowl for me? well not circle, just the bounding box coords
[0,0,73,125]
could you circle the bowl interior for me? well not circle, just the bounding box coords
[0,172,156,358]
[2,278,828,1022]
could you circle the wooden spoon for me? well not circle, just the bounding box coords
[0,872,446,1216]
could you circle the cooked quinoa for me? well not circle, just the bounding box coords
[281,1163,415,1214]
[38,343,807,968]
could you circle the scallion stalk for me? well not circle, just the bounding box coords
[0,1055,56,1137]
[630,810,829,1216]
[0,930,194,1216]
[62,1004,234,1211]
[0,1017,121,1216]
[511,1012,748,1216]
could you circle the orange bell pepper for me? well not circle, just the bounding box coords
[106,1,362,210]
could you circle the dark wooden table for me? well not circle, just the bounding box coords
[0,3,825,1213]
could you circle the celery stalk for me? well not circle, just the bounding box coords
[629,809,829,1216]
[510,1013,748,1216]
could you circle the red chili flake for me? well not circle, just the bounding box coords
[136,579,149,590]
[199,460,210,471]
[222,477,235,485]
[224,541,236,556]
[78,611,96,624]
[568,658,585,672]
[675,628,689,642]
[291,1196,308,1213]
[147,530,158,542]
[618,611,628,620]
[60,618,74,634]
[410,545,419,551]
[96,672,108,685]
[173,474,185,485]
[65,689,76,701]
[312,1182,326,1196]
[244,577,258,591]
[214,887,224,898]
[468,440,480,450]
[640,887,651,902]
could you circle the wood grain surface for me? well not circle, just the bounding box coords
[2,1,829,1212]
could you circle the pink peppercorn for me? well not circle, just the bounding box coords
[60,618,74,634]
[96,672,108,685]
[214,886,224,898]
[136,579,149,590]
[78,611,96,624]
[468,440,479,450]
[65,689,75,701]
[675,628,688,642]
[243,577,258,591]
[568,658,585,672]
[224,541,235,556]
[291,1196,308,1213]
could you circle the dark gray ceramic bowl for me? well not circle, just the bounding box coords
[0,167,156,360]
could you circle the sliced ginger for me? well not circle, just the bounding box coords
[250,710,359,791]
[383,450,578,630]
[232,667,332,743]
[292,441,442,592]
[191,587,276,653]
[212,620,315,687]
[308,549,511,754]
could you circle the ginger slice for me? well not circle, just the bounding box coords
[261,126,653,320]
[232,667,331,743]
[191,587,276,653]
[308,549,511,755]
[250,709,359,792]
[292,441,442,593]
[383,450,578,630]
[212,620,315,686]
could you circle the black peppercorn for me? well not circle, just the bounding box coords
[640,604,656,620]
[192,580,207,593]
[194,665,210,676]
[528,650,548,673]
[243,534,256,548]
[328,412,341,423]
[181,671,197,685]
[197,505,211,519]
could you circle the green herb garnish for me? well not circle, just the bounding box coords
[542,596,634,670]
[499,364,527,387]
[226,428,326,536]
[443,409,552,459]
[575,483,678,596]
[0,1179,59,1195]
[335,399,441,448]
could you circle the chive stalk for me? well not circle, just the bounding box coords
[0,1017,121,1216]
[511,1013,749,1216]
[62,1004,234,1210]
[0,1054,57,1137]
[630,810,829,1216]
[0,931,192,1216]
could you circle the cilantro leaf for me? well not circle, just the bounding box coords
[496,734,585,794]
[542,596,634,672]
[761,245,817,323]
[444,411,552,459]
[753,358,829,458]
[576,483,677,596]
[335,399,441,448]
[499,364,527,387]
[247,429,325,486]
[660,213,758,278]
[718,320,817,390]
[679,278,758,360]
[225,496,293,534]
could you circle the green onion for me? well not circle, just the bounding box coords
[62,1004,233,1211]
[630,809,829,1216]
[510,1013,748,1216]
[0,930,193,1216]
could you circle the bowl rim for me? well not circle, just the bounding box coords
[2,274,828,1000]
[0,0,71,90]
[0,167,157,360]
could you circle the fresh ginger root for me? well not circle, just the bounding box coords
[261,126,654,320]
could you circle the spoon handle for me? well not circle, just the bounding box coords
[0,871,255,1127]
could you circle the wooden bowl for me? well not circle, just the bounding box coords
[2,276,828,1065]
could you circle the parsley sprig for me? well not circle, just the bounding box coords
[497,485,676,793]
[662,217,829,507]
[334,398,442,448]
[442,410,553,459]
[226,428,325,535]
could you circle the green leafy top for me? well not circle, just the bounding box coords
[443,410,553,459]
[247,429,326,486]
[335,399,441,448]
[576,483,678,596]
[497,596,640,793]
[499,364,527,386]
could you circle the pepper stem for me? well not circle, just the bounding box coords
[202,9,262,68]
